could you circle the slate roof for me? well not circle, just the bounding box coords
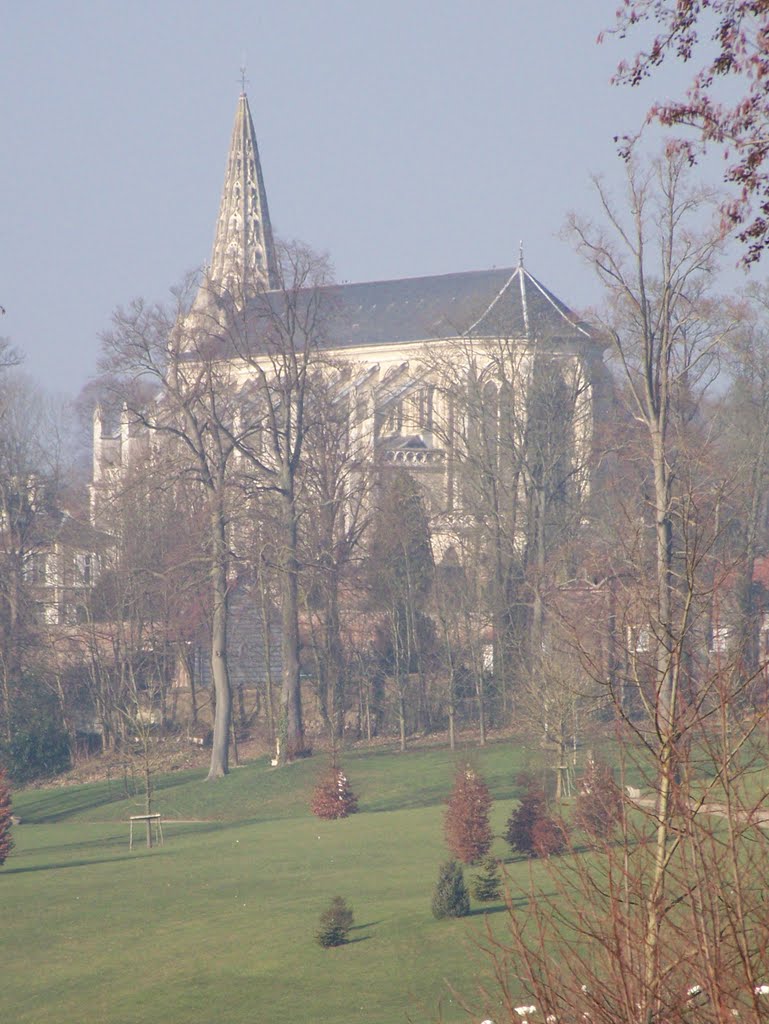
[239,264,601,354]
[36,511,113,553]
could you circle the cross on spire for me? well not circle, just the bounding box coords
[239,65,249,94]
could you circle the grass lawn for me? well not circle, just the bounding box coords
[2,740,551,1024]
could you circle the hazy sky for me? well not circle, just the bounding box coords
[1,1,751,398]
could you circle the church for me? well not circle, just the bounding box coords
[83,91,611,748]
[91,91,607,542]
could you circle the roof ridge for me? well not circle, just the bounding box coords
[520,267,592,337]
[462,268,519,336]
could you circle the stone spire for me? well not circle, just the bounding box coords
[208,92,278,300]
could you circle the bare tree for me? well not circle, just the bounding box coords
[367,470,435,750]
[453,153,762,1024]
[0,375,75,751]
[199,240,335,762]
[99,282,240,780]
[298,364,370,740]
[565,150,729,1017]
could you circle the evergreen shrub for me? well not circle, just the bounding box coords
[316,896,354,947]
[471,855,502,902]
[431,859,470,919]
[3,719,71,783]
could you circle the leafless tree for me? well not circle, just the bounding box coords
[298,364,371,740]
[453,152,768,1024]
[99,280,241,779]
[197,240,335,762]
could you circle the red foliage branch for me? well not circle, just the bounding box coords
[607,1,769,262]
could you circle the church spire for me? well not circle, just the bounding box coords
[208,92,278,299]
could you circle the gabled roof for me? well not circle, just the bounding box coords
[236,263,602,356]
[36,511,113,553]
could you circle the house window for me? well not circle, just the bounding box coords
[628,625,651,653]
[710,626,731,653]
[75,553,92,585]
[24,552,49,584]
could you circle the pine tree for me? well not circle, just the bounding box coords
[311,753,359,820]
[431,859,471,919]
[471,855,502,902]
[444,763,493,864]
[0,768,14,867]
[316,896,354,947]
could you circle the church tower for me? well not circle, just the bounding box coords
[207,91,278,300]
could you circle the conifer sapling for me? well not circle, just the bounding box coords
[444,763,493,864]
[471,854,502,902]
[316,896,354,947]
[431,859,471,919]
[311,752,359,820]
[505,784,569,858]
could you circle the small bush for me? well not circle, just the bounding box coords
[531,815,568,857]
[0,768,13,867]
[471,855,502,902]
[4,721,71,784]
[574,756,622,843]
[316,896,354,947]
[311,760,359,820]
[432,859,470,919]
[444,763,493,864]
[504,788,546,856]
[505,787,568,858]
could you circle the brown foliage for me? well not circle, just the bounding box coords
[531,815,568,858]
[574,755,623,843]
[505,786,569,859]
[310,762,359,820]
[444,763,493,864]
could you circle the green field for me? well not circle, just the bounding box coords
[2,741,551,1024]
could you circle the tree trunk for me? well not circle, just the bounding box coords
[398,691,407,751]
[476,673,486,746]
[206,506,232,780]
[279,493,304,761]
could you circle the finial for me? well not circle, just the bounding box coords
[518,240,524,269]
[239,64,249,94]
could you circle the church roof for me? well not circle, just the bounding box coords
[238,262,601,354]
[197,94,601,356]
